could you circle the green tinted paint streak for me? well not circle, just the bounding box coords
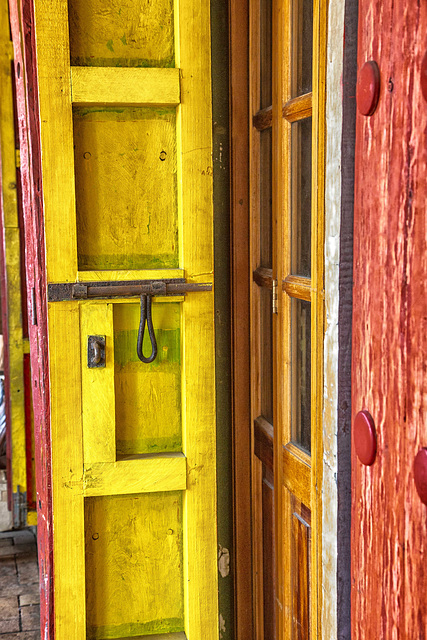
[114,328,180,368]
[120,34,127,45]
[71,55,175,68]
[106,39,114,52]
[116,437,182,455]
[73,106,176,121]
[78,253,179,271]
[87,617,184,639]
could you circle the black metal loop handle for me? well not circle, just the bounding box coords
[137,294,157,363]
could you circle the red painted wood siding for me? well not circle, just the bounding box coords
[352,2,427,637]
[9,0,54,636]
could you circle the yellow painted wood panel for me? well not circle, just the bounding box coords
[176,2,214,282]
[78,268,184,282]
[114,301,181,455]
[48,302,86,640]
[0,35,17,229]
[0,4,26,495]
[68,0,175,68]
[3,229,26,493]
[71,67,180,106]
[182,295,217,639]
[73,106,178,271]
[85,491,184,639]
[33,0,78,283]
[83,453,186,497]
[81,302,116,464]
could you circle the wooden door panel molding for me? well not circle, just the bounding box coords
[352,1,427,636]
[70,66,181,106]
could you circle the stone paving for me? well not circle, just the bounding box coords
[0,528,40,639]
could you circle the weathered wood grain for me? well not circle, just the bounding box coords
[352,1,427,636]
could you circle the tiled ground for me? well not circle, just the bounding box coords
[0,528,40,639]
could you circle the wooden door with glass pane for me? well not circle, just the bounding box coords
[249,0,325,637]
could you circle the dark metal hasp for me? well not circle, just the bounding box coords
[48,278,212,302]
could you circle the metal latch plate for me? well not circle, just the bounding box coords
[87,335,106,368]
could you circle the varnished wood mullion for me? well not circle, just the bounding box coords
[230,0,253,635]
[282,445,311,507]
[249,1,265,639]
[253,266,273,289]
[254,415,274,470]
[282,274,311,301]
[253,105,272,131]
[282,92,313,123]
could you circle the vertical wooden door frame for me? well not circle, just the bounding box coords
[9,0,54,635]
[230,1,253,639]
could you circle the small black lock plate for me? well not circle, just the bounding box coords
[87,335,106,368]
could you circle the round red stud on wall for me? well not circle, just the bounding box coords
[414,448,427,506]
[357,61,381,116]
[354,410,377,466]
[421,52,427,103]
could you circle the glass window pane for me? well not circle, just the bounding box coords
[291,299,311,453]
[260,0,272,109]
[260,129,272,269]
[260,287,273,424]
[291,0,313,97]
[260,127,273,268]
[291,117,312,277]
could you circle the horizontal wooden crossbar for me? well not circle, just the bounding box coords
[71,67,181,106]
[282,275,311,301]
[83,453,187,497]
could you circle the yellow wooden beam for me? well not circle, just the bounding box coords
[81,302,116,464]
[48,302,86,640]
[71,67,181,106]
[83,453,187,497]
[176,2,217,635]
[78,268,185,282]
[34,0,78,284]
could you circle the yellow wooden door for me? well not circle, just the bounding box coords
[27,1,218,638]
